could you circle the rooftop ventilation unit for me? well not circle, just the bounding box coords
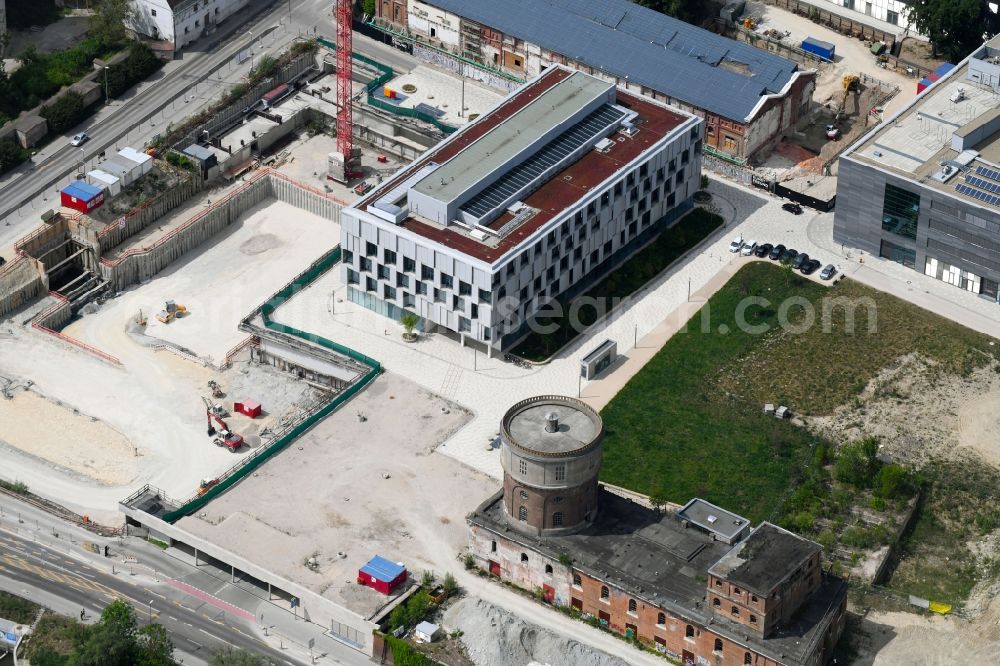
[594,137,614,153]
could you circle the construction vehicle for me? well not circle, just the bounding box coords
[204,397,243,452]
[837,74,861,120]
[156,300,188,324]
[197,478,220,496]
[208,380,224,399]
[201,396,228,419]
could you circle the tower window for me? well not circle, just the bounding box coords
[491,541,497,553]
[552,512,563,527]
[685,625,694,638]
[628,599,637,614]
[520,553,528,563]
[572,573,582,587]
[519,459,527,475]
[545,564,553,575]
[518,506,527,522]
[657,612,666,626]
[554,464,565,481]
[714,639,723,652]
[600,586,609,600]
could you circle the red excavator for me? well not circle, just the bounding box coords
[202,397,243,452]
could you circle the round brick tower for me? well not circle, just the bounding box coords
[500,395,604,536]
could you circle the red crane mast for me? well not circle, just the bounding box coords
[335,0,354,163]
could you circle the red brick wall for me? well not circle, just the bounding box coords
[376,0,407,26]
[502,473,598,534]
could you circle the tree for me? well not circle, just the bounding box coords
[209,647,268,666]
[907,0,1000,62]
[40,92,86,134]
[442,572,459,597]
[401,312,419,339]
[636,0,713,26]
[361,0,377,17]
[833,437,881,489]
[0,139,28,174]
[135,623,175,666]
[90,0,134,50]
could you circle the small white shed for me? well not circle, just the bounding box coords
[87,170,121,197]
[413,621,442,643]
[118,147,153,176]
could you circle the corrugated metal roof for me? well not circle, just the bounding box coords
[423,0,800,121]
[62,180,102,200]
[359,555,405,582]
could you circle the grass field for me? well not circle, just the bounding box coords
[513,207,723,361]
[599,261,998,523]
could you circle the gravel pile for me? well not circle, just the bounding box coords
[444,597,628,666]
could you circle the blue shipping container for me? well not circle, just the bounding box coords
[933,63,955,77]
[801,37,835,61]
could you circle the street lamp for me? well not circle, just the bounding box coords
[246,30,254,70]
[103,66,110,103]
[78,148,85,175]
[147,600,153,624]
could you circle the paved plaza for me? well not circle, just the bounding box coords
[272,175,1000,482]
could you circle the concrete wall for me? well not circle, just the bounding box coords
[100,174,272,290]
[96,167,204,252]
[100,172,343,292]
[0,256,46,319]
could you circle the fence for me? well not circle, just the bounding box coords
[162,246,381,523]
[30,292,122,365]
[269,170,346,222]
[728,25,832,66]
[763,0,898,49]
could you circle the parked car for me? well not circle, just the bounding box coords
[800,259,821,275]
[792,252,810,270]
[780,248,798,264]
[820,264,837,280]
[769,244,786,260]
[741,240,758,256]
[781,202,803,215]
[754,243,773,257]
[70,132,89,147]
[728,235,744,253]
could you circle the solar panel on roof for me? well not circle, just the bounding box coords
[459,104,627,220]
[965,175,1000,193]
[975,165,1000,183]
[955,183,1000,208]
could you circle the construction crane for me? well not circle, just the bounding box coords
[333,0,359,182]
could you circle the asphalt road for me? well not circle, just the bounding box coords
[0,530,303,665]
[0,0,414,235]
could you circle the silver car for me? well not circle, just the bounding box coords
[820,264,837,280]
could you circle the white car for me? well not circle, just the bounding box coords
[728,235,743,253]
[70,132,89,147]
[741,240,758,256]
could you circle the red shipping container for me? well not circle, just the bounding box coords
[357,556,407,595]
[234,399,262,418]
[60,180,105,213]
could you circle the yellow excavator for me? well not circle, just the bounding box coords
[155,300,187,324]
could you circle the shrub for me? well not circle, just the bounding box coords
[874,464,915,499]
[420,570,435,587]
[442,572,458,597]
[834,437,881,488]
[462,552,475,570]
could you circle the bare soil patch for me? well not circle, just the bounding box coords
[0,388,139,485]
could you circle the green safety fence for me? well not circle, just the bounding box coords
[162,247,381,523]
[317,37,457,134]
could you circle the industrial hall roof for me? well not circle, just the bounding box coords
[422,0,801,122]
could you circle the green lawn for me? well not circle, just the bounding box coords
[599,261,998,523]
[513,207,723,361]
[600,262,828,522]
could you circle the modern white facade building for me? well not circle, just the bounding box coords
[340,65,702,353]
[809,0,919,35]
[129,0,248,51]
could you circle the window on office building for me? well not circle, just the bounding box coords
[360,257,372,272]
[397,273,410,288]
[881,183,920,240]
[441,273,453,289]
[434,289,446,303]
[403,292,415,307]
[459,280,471,295]
[416,280,427,295]
[383,249,396,264]
[347,269,359,285]
[343,249,353,264]
[886,9,898,24]
[479,288,491,304]
[383,285,396,300]
[377,265,390,280]
[366,242,377,256]
[421,264,434,280]
[366,277,377,292]
[879,238,916,268]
